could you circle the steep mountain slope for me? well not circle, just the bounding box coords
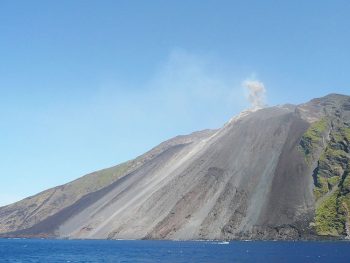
[1,94,349,240]
[0,130,215,235]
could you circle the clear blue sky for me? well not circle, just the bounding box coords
[1,0,349,205]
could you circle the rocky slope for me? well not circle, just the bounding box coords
[0,93,349,240]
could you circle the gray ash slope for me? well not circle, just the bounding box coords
[1,94,350,240]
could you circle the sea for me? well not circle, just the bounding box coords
[0,239,349,263]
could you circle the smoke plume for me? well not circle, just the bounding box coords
[243,79,266,109]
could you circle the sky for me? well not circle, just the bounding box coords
[0,0,350,206]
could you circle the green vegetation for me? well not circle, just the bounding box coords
[332,131,344,142]
[318,146,347,178]
[340,127,350,141]
[314,177,329,200]
[68,161,132,195]
[315,191,345,236]
[311,121,350,237]
[303,118,328,144]
[339,194,350,218]
[314,176,340,200]
[95,163,130,187]
[299,118,328,162]
[330,125,349,140]
[320,148,347,162]
[328,176,341,187]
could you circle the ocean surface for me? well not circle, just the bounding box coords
[0,239,349,263]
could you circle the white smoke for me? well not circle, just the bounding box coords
[243,79,266,109]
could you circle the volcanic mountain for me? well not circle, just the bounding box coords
[1,93,350,240]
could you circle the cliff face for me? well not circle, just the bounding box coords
[298,96,350,238]
[0,94,349,240]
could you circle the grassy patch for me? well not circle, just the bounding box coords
[328,176,340,187]
[315,191,345,236]
[321,147,347,161]
[304,118,328,143]
[340,127,350,141]
[317,176,329,191]
[299,118,328,162]
[314,176,329,200]
[68,161,132,195]
[332,131,344,143]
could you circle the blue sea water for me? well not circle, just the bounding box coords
[0,239,349,263]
